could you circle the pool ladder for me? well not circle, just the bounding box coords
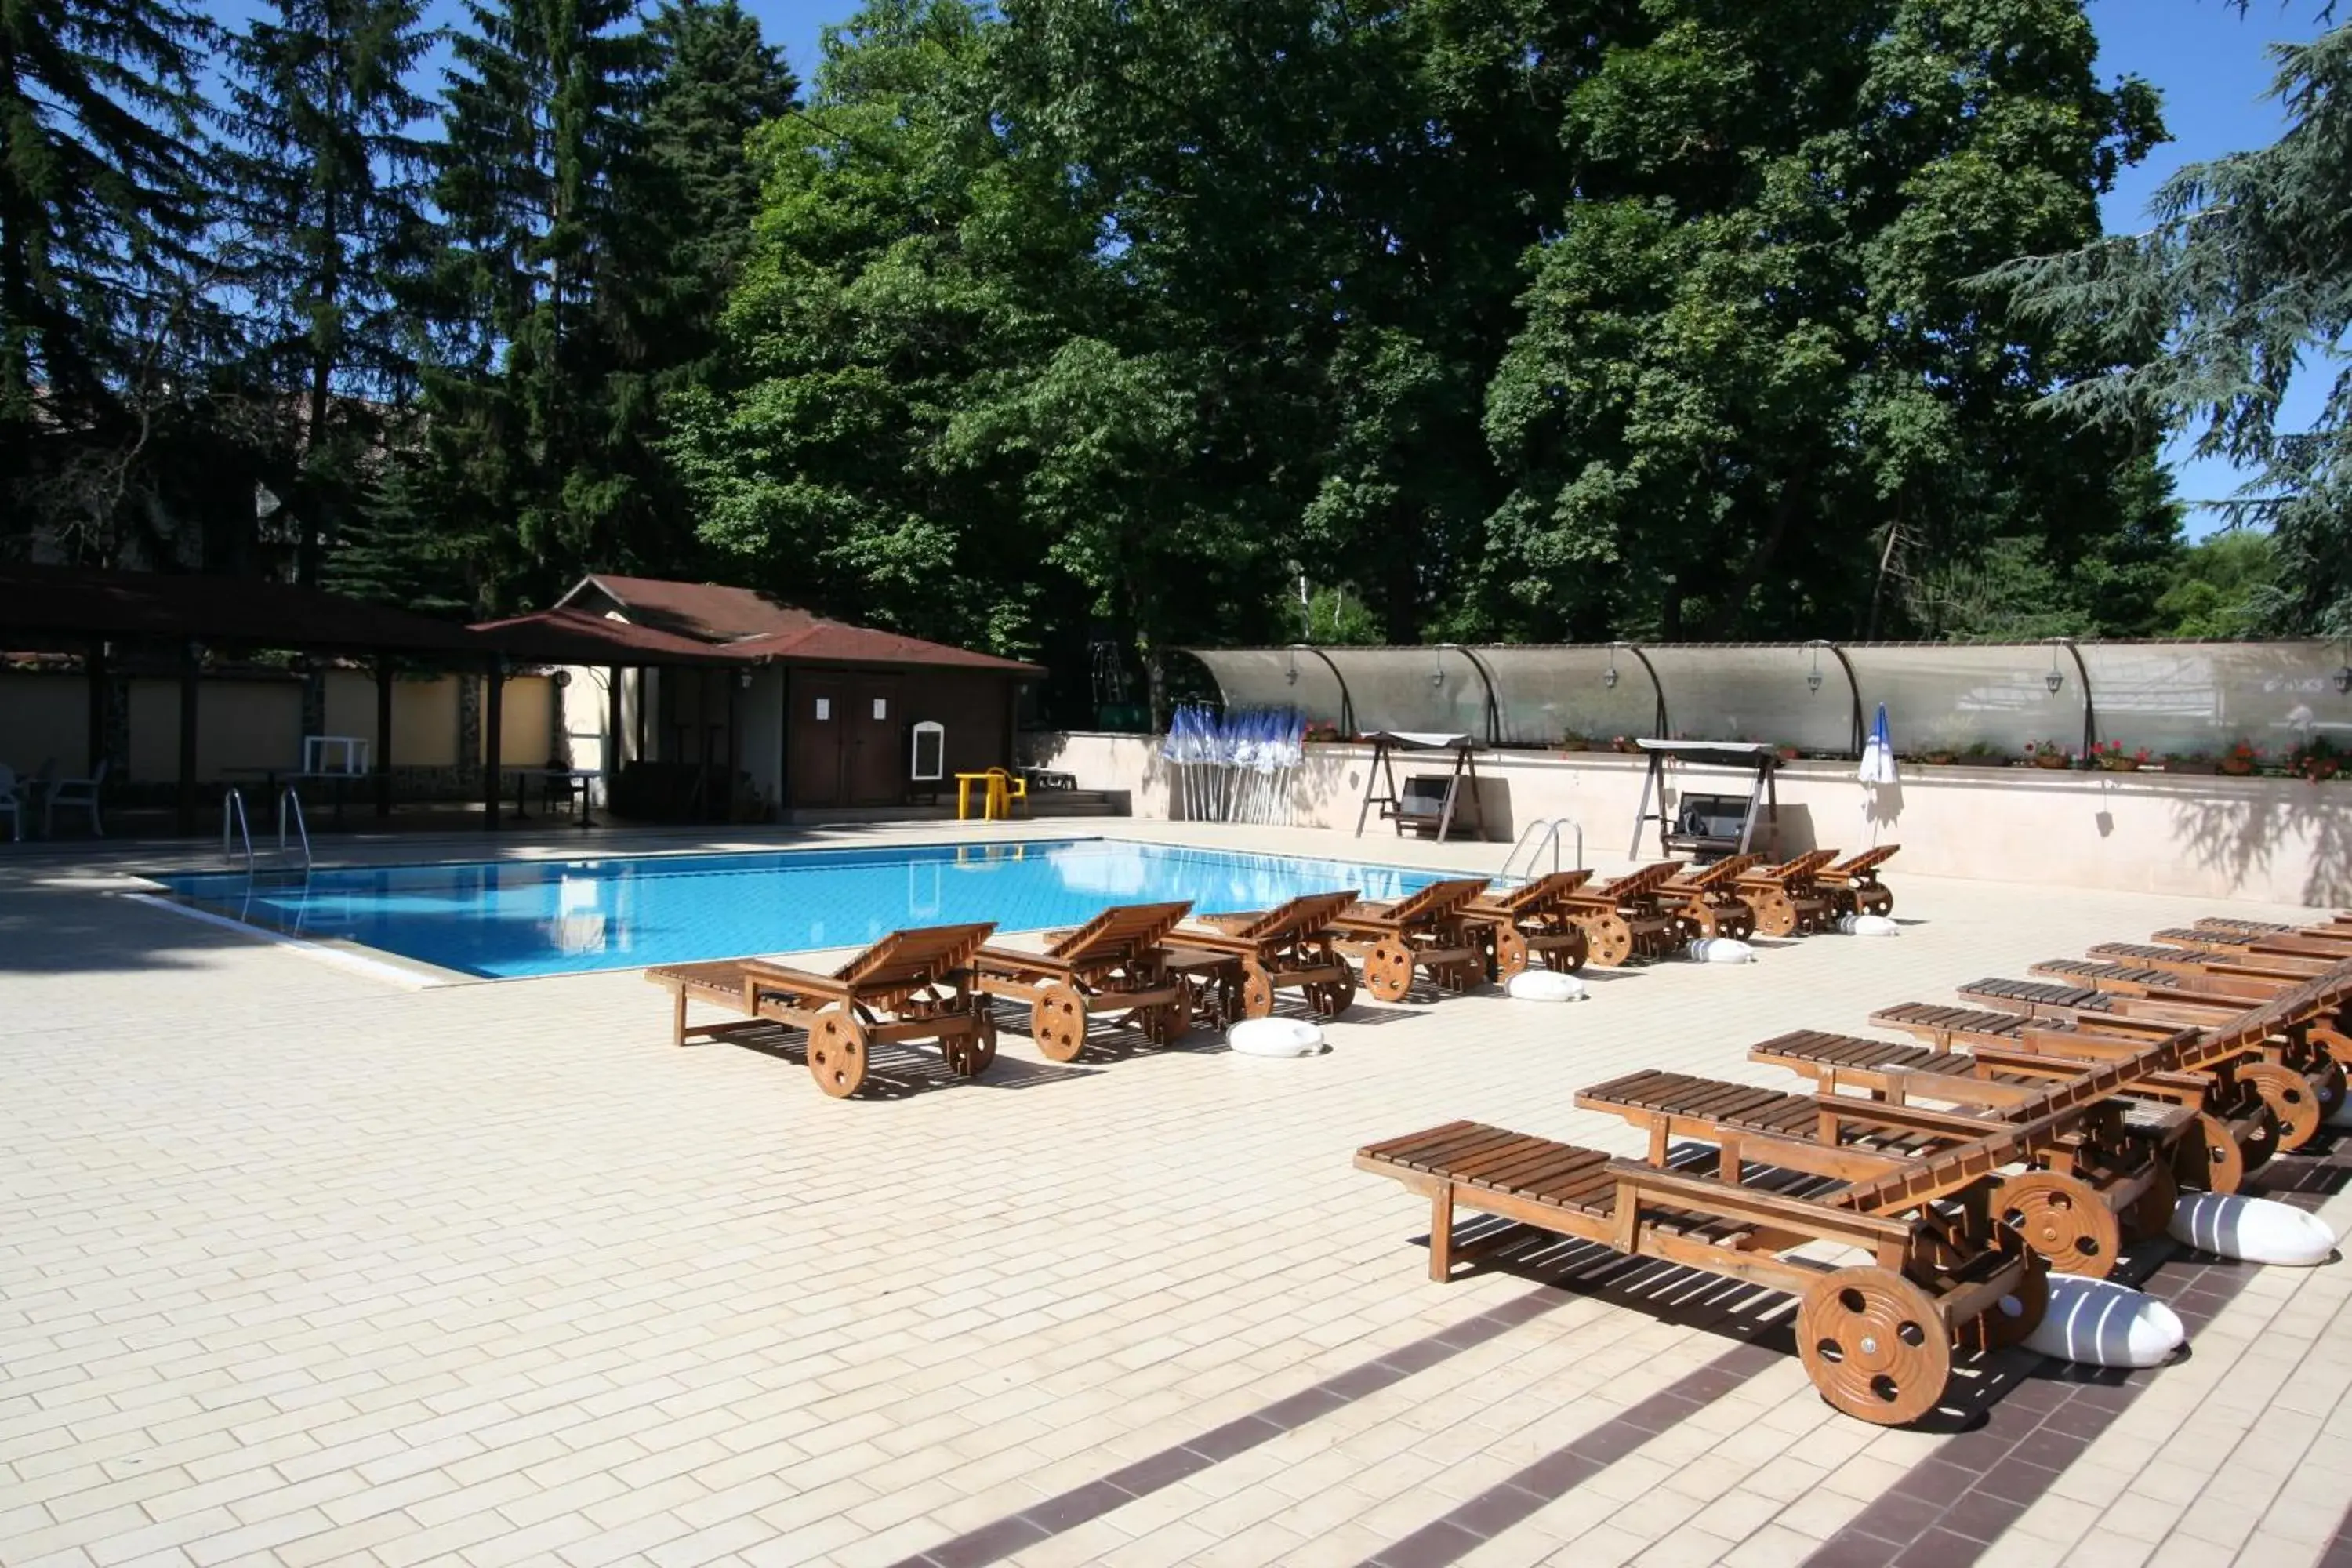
[1499,817,1581,884]
[223,786,313,877]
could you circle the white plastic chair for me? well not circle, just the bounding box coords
[45,757,108,837]
[0,765,22,842]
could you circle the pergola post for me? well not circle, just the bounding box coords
[85,639,108,773]
[375,656,395,818]
[607,666,623,775]
[482,658,504,832]
[176,642,201,836]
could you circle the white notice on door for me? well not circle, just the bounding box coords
[873,698,888,720]
[815,698,831,720]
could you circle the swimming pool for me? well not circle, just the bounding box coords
[152,838,1446,979]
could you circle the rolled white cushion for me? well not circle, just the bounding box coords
[2010,1276,2185,1368]
[2169,1192,2338,1265]
[1687,938,1754,964]
[1226,1017,1325,1058]
[1505,969,1588,1002]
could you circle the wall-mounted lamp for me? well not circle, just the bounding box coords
[1428,652,1446,690]
[1603,648,1620,690]
[2336,666,2352,695]
[1284,649,1299,686]
[2045,644,2065,696]
[738,669,755,691]
[1806,644,1824,695]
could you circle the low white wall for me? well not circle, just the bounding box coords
[1022,731,2350,908]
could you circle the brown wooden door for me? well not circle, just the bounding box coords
[846,677,904,804]
[789,675,846,807]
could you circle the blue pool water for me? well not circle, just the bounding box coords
[153,838,1444,979]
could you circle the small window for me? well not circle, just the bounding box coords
[814,698,831,720]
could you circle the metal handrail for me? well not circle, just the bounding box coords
[278,787,311,869]
[1499,817,1582,883]
[222,789,254,871]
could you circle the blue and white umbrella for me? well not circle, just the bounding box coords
[1857,702,1897,786]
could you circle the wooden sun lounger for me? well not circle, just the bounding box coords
[2087,942,2336,984]
[971,901,1195,1062]
[645,922,998,1098]
[1817,845,1899,917]
[1356,1040,2221,1425]
[1867,957,2352,1159]
[1949,969,2343,1145]
[1661,854,1764,940]
[1577,1066,2183,1277]
[1328,877,1494,1002]
[1467,869,1596,979]
[2155,921,2352,961]
[1752,1029,2270,1196]
[1736,850,1841,937]
[1558,861,1687,967]
[1175,890,1362,1022]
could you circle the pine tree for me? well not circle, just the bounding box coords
[416,0,651,610]
[601,0,795,575]
[221,0,438,584]
[0,0,212,560]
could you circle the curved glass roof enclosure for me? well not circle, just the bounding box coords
[1185,641,2351,758]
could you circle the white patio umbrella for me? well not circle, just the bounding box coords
[1857,702,1898,786]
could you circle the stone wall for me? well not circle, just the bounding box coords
[1020,731,2349,908]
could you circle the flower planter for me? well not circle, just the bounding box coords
[2032,753,2072,771]
[1920,753,1958,768]
[2096,757,2142,774]
[2218,760,2258,777]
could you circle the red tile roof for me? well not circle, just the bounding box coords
[557,575,816,642]
[468,606,748,666]
[731,621,1040,674]
[546,573,1040,674]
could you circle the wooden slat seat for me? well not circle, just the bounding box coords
[1955,977,2118,1015]
[1661,855,1765,941]
[1736,851,1841,937]
[1171,891,1361,1023]
[972,901,1200,1061]
[645,922,1000,1099]
[1329,877,1494,1002]
[1817,845,1899,917]
[1558,861,1690,966]
[1467,869,1597,978]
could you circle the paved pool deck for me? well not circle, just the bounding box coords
[2,819,2350,1568]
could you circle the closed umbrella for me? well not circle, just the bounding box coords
[1857,702,1897,786]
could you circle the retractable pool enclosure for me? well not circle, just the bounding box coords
[1185,640,2352,760]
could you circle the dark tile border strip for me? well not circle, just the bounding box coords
[1356,1338,1784,1568]
[892,1237,1792,1568]
[892,1276,1575,1568]
[1802,1152,2347,1568]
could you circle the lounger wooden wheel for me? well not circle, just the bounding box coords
[806,1011,870,1098]
[1858,887,1894,917]
[1362,941,1417,1003]
[2174,1112,2248,1193]
[1236,957,1278,1021]
[1967,1255,2048,1353]
[2311,1024,2352,1070]
[1309,965,1358,1019]
[1797,1268,1951,1426]
[1029,983,1089,1063]
[1992,1172,2122,1278]
[2241,1062,2321,1149]
[943,1015,998,1077]
[1749,887,1798,938]
[1579,913,1635,968]
[1489,924,1530,982]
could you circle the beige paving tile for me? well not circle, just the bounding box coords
[4,825,2347,1568]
